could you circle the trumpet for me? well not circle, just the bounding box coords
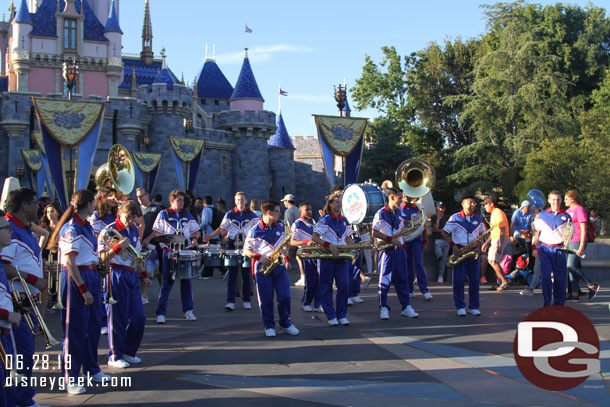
[296,243,374,262]
[45,246,64,310]
[11,267,60,349]
[0,339,26,385]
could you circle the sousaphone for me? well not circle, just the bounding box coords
[94,144,136,195]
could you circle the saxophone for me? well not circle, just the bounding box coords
[374,209,426,251]
[447,227,493,267]
[260,231,292,276]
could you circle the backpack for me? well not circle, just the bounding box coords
[500,254,513,275]
[211,207,224,231]
[586,215,596,243]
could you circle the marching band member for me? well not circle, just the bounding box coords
[531,190,571,306]
[203,192,259,311]
[0,188,48,406]
[400,195,432,300]
[90,188,118,236]
[244,200,299,337]
[441,196,486,316]
[51,189,111,394]
[290,202,322,312]
[311,192,355,326]
[98,201,151,368]
[0,210,21,407]
[144,190,199,324]
[372,187,419,320]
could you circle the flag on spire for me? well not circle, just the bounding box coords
[279,88,288,96]
[245,25,252,33]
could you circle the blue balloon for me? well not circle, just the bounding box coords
[527,189,545,210]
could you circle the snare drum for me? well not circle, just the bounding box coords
[342,183,387,224]
[202,248,224,268]
[169,250,201,279]
[223,250,250,268]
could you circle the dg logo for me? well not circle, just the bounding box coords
[513,306,600,391]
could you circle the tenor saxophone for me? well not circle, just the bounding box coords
[447,227,493,267]
[260,232,292,276]
[296,243,374,262]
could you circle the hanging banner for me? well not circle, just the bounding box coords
[314,115,368,190]
[132,152,162,194]
[32,98,105,210]
[21,149,42,197]
[32,131,54,200]
[169,137,205,193]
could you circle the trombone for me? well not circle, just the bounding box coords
[11,267,60,349]
[46,246,64,310]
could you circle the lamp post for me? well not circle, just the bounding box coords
[62,60,79,100]
[333,84,347,186]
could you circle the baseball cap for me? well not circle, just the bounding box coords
[481,196,495,205]
[520,200,531,209]
[282,194,295,202]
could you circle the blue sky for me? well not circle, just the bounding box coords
[119,0,605,138]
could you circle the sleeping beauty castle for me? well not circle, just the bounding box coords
[0,0,330,209]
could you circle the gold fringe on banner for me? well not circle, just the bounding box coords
[313,115,368,157]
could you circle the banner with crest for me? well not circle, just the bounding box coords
[32,98,105,209]
[132,152,163,195]
[21,149,46,197]
[313,115,368,189]
[31,131,55,201]
[169,137,205,193]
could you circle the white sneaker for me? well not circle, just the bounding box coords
[457,308,466,317]
[265,328,276,337]
[281,324,300,335]
[437,276,444,283]
[362,276,371,289]
[184,310,197,321]
[520,289,534,296]
[100,326,108,335]
[156,315,165,324]
[124,354,142,364]
[141,296,149,304]
[90,371,111,382]
[294,276,306,287]
[351,296,364,303]
[468,309,481,316]
[338,317,350,325]
[380,307,390,320]
[401,305,419,318]
[67,383,86,394]
[243,302,252,310]
[328,318,339,326]
[423,292,433,301]
[409,292,415,298]
[313,305,324,312]
[347,297,354,305]
[225,302,235,311]
[302,304,313,312]
[108,359,130,369]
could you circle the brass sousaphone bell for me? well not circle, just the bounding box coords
[395,158,435,199]
[94,144,136,196]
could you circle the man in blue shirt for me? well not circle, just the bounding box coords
[511,200,533,239]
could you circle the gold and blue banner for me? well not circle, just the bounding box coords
[32,131,55,201]
[32,98,105,209]
[314,115,368,189]
[21,149,45,197]
[169,137,205,192]
[132,152,163,195]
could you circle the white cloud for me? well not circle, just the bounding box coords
[288,93,329,103]
[216,44,313,64]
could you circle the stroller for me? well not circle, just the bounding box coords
[506,237,538,286]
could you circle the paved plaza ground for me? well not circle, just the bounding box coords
[31,271,610,407]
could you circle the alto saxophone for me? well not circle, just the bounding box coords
[447,227,493,267]
[260,232,292,276]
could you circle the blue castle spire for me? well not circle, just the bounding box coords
[342,98,351,113]
[230,52,263,101]
[14,0,33,24]
[197,60,233,99]
[104,0,122,33]
[268,113,295,150]
[153,49,180,90]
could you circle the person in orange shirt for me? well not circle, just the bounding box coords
[481,197,510,290]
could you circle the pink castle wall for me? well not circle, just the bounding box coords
[83,71,109,98]
[230,99,263,116]
[28,67,56,95]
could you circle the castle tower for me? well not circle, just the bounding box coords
[195,46,233,113]
[268,111,296,199]
[10,0,33,91]
[140,0,153,65]
[218,50,275,201]
[103,0,122,97]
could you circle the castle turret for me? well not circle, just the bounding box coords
[195,46,233,113]
[140,0,153,65]
[229,50,264,116]
[10,0,33,91]
[268,112,296,200]
[104,0,122,97]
